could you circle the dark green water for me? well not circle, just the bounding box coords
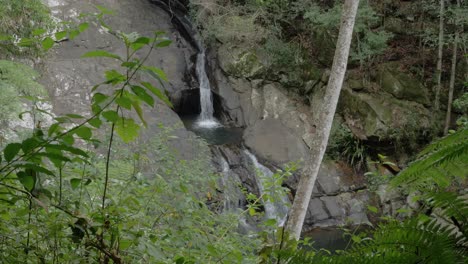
[181,115,244,145]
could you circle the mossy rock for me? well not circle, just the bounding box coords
[338,88,431,141]
[218,45,266,79]
[378,62,429,106]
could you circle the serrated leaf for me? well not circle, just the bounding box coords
[102,110,119,122]
[115,118,140,143]
[82,50,122,60]
[70,178,81,190]
[131,86,154,107]
[116,97,132,110]
[4,143,22,162]
[42,37,55,51]
[248,207,256,216]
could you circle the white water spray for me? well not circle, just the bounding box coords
[195,49,220,128]
[244,150,290,226]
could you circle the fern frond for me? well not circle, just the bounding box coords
[342,219,464,264]
[391,129,468,189]
[426,191,468,242]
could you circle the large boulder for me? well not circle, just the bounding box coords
[243,118,309,165]
[378,62,430,106]
[338,88,431,140]
[40,0,204,161]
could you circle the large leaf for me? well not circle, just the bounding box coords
[115,118,140,143]
[4,143,22,162]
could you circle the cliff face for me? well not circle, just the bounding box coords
[26,0,447,231]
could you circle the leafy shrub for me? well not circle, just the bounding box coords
[0,60,47,123]
[327,123,367,170]
[0,0,53,56]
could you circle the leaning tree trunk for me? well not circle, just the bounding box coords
[435,0,445,111]
[285,0,360,240]
[444,0,460,135]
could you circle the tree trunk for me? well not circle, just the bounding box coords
[285,0,360,240]
[444,0,460,135]
[434,0,445,111]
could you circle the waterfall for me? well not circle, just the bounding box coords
[244,150,290,226]
[195,48,220,128]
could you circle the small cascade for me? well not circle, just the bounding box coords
[244,150,290,226]
[219,157,241,211]
[195,47,220,128]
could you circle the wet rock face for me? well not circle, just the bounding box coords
[39,0,203,160]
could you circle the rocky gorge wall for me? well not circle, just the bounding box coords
[31,0,431,233]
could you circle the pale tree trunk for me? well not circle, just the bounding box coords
[444,0,461,135]
[435,0,445,111]
[285,0,360,240]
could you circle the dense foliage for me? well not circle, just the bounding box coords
[0,0,467,263]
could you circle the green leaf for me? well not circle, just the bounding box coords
[82,50,122,60]
[55,31,67,40]
[75,126,92,140]
[102,110,119,122]
[78,22,89,32]
[69,29,80,40]
[13,163,54,176]
[22,137,40,153]
[46,144,88,157]
[116,97,132,110]
[18,38,34,47]
[248,207,256,216]
[141,82,173,107]
[115,118,140,143]
[65,114,84,119]
[121,61,137,69]
[88,118,102,128]
[367,205,378,213]
[156,39,172,47]
[131,99,147,127]
[17,171,35,192]
[92,93,108,105]
[143,66,168,82]
[4,143,22,162]
[70,178,81,190]
[131,85,154,107]
[32,28,47,36]
[42,37,55,51]
[104,70,125,85]
[95,5,115,15]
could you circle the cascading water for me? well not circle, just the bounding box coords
[195,48,220,128]
[244,150,290,226]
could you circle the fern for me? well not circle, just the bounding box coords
[391,129,468,189]
[340,218,464,264]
